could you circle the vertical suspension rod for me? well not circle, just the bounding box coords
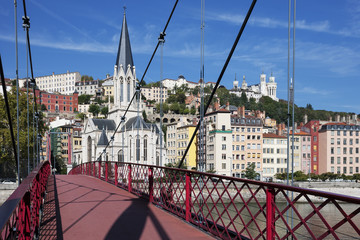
[159,35,165,166]
[178,0,258,168]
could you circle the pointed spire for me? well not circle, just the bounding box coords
[115,10,134,73]
[97,127,109,146]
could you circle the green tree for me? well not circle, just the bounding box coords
[293,171,308,181]
[78,94,92,104]
[76,112,87,121]
[170,102,180,114]
[88,104,100,117]
[142,110,148,122]
[190,106,196,115]
[101,106,109,118]
[81,75,94,82]
[192,86,200,95]
[41,104,47,111]
[274,172,287,180]
[243,163,259,180]
[0,87,46,179]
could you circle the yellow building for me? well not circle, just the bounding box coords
[102,79,114,98]
[176,125,197,169]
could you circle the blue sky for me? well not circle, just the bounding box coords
[1,0,360,115]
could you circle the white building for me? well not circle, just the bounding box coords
[201,109,233,176]
[262,133,287,180]
[81,12,166,166]
[141,86,168,103]
[230,73,278,102]
[75,80,101,96]
[35,71,80,95]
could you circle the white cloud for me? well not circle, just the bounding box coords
[206,11,356,37]
[298,87,332,96]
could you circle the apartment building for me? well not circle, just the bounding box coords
[319,123,360,175]
[298,132,312,174]
[75,80,100,96]
[176,125,197,169]
[262,133,287,180]
[203,109,232,176]
[303,120,321,174]
[231,115,263,178]
[102,79,114,98]
[141,86,168,103]
[36,71,80,95]
[166,122,178,164]
[35,89,78,113]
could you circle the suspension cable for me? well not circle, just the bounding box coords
[0,57,19,180]
[15,0,21,185]
[22,0,41,167]
[23,10,30,174]
[95,0,179,162]
[177,0,258,168]
[198,0,205,172]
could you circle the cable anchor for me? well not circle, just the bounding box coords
[22,16,30,29]
[158,32,166,43]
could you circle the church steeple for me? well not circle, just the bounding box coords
[115,10,134,73]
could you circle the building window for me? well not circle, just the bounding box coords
[222,154,226,160]
[222,163,226,169]
[144,138,147,161]
[222,144,226,150]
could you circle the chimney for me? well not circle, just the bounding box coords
[214,101,220,111]
[342,116,346,122]
[226,101,230,110]
[237,107,242,117]
[240,106,245,118]
[294,122,298,131]
[276,124,282,135]
[346,115,350,124]
[329,116,332,122]
[300,122,304,128]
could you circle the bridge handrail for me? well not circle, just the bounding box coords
[0,161,51,239]
[69,161,360,239]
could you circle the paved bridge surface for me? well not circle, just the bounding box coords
[39,175,213,240]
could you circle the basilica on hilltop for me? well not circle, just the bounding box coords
[229,73,278,102]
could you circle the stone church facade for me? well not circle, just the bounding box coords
[81,12,166,166]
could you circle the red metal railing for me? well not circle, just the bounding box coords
[0,161,51,240]
[69,162,360,240]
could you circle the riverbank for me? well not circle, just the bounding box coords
[0,183,17,206]
[293,181,360,198]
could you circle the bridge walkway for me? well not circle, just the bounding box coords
[39,175,213,240]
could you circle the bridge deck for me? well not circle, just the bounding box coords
[40,175,213,240]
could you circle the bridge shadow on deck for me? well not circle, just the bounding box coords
[40,175,211,240]
[39,175,63,240]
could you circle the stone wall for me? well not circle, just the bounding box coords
[0,184,17,206]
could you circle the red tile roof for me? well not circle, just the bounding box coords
[263,133,286,138]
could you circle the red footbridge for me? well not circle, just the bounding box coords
[1,161,359,239]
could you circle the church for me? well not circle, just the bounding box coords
[229,73,278,102]
[81,12,166,166]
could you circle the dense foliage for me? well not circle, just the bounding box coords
[0,87,46,178]
[214,88,356,124]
